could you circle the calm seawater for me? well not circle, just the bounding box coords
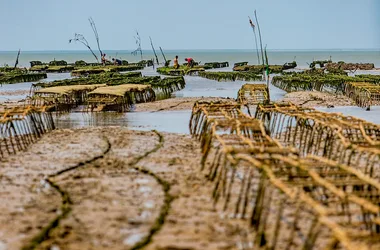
[0,50,379,68]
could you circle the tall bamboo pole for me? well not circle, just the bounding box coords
[14,49,21,69]
[150,37,160,65]
[264,45,271,101]
[89,17,103,58]
[159,47,168,65]
[249,16,261,65]
[254,10,265,68]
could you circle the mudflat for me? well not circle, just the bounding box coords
[0,128,251,249]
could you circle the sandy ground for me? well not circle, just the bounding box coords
[277,91,355,107]
[0,128,251,250]
[134,97,235,112]
[0,97,233,113]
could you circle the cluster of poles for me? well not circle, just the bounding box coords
[249,10,270,85]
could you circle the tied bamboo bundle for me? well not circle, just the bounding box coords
[272,73,380,109]
[32,72,143,89]
[32,74,186,103]
[86,84,156,112]
[255,103,380,180]
[0,106,55,159]
[189,101,380,249]
[237,83,269,105]
[343,82,380,110]
[31,84,107,112]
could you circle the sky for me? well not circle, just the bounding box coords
[0,0,379,51]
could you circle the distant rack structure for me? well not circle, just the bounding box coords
[237,83,269,105]
[87,84,155,112]
[29,74,186,111]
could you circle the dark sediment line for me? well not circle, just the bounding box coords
[129,130,174,250]
[21,136,111,250]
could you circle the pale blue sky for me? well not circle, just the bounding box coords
[0,0,379,51]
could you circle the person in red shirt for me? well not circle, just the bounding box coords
[185,58,194,67]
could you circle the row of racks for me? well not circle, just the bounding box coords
[0,106,55,159]
[190,100,380,250]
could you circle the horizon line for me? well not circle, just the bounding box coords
[1,48,380,53]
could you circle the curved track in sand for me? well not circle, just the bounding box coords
[1,128,251,250]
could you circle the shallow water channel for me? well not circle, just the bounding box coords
[54,110,192,134]
[2,69,380,134]
[317,106,380,124]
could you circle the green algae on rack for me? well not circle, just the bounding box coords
[29,59,150,73]
[198,71,262,82]
[272,72,380,109]
[157,66,206,76]
[272,72,380,93]
[0,70,47,84]
[71,65,144,76]
[233,64,294,74]
[31,73,186,106]
[87,84,156,112]
[204,62,229,68]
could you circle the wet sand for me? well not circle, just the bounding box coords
[277,91,354,107]
[134,97,233,112]
[0,128,250,249]
[1,71,380,249]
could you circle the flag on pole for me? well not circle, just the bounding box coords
[249,17,255,29]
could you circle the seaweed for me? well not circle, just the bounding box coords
[198,71,262,82]
[234,62,248,67]
[0,71,47,84]
[30,73,186,109]
[204,62,229,68]
[157,65,205,76]
[272,72,380,93]
[326,62,374,71]
[70,65,144,76]
[233,64,284,74]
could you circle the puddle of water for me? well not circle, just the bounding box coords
[123,233,146,246]
[0,241,6,250]
[0,73,73,101]
[175,76,286,100]
[0,94,27,101]
[141,67,161,76]
[54,110,192,134]
[317,106,380,124]
[0,81,33,92]
[42,73,73,82]
[353,70,380,76]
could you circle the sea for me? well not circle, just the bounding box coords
[1,49,380,130]
[1,49,380,68]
